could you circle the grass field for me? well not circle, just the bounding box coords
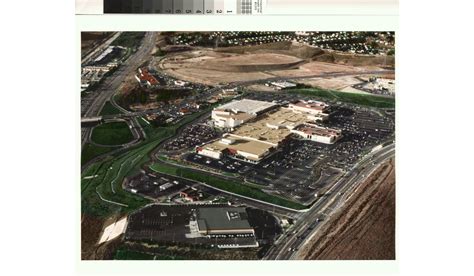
[81,143,118,165]
[91,121,135,146]
[81,140,156,217]
[99,101,123,116]
[287,88,395,108]
[148,162,306,210]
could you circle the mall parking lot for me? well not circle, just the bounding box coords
[166,91,394,204]
[164,124,219,151]
[185,153,249,174]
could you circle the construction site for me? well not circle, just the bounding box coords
[80,32,396,261]
[154,38,395,91]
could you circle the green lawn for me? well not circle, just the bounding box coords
[287,87,395,108]
[149,162,306,210]
[99,101,123,116]
[91,121,135,146]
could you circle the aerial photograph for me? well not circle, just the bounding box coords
[81,31,396,260]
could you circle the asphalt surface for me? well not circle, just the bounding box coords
[263,143,395,260]
[80,36,396,258]
[81,32,157,147]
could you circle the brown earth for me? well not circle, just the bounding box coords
[81,214,123,260]
[81,32,112,56]
[313,51,395,68]
[216,41,394,68]
[158,42,393,86]
[298,158,396,260]
[215,41,325,59]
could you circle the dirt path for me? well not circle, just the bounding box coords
[298,158,395,260]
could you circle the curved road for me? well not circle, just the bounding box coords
[81,32,157,147]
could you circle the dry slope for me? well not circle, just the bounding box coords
[299,158,395,260]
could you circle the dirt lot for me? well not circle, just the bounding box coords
[297,76,366,91]
[158,43,391,87]
[298,158,395,260]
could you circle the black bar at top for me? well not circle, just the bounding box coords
[104,0,210,14]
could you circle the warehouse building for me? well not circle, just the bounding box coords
[196,207,255,235]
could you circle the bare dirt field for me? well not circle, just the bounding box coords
[299,76,366,91]
[298,158,395,260]
[196,53,304,72]
[157,42,392,87]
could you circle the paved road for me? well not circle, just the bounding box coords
[263,143,395,260]
[81,32,157,147]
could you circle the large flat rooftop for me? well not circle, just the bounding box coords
[290,100,328,113]
[203,137,274,161]
[232,108,308,145]
[197,207,253,233]
[214,99,277,115]
[200,99,341,162]
[202,107,311,161]
[294,124,341,138]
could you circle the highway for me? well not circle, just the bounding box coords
[81,32,157,147]
[263,143,395,260]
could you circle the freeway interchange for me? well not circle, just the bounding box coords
[81,32,395,260]
[81,32,157,148]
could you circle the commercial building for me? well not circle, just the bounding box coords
[289,100,329,121]
[291,123,342,144]
[211,99,277,128]
[196,207,255,235]
[196,99,342,163]
[289,100,328,114]
[81,64,118,91]
[135,67,159,87]
[179,187,201,202]
[94,46,117,64]
[199,99,341,163]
